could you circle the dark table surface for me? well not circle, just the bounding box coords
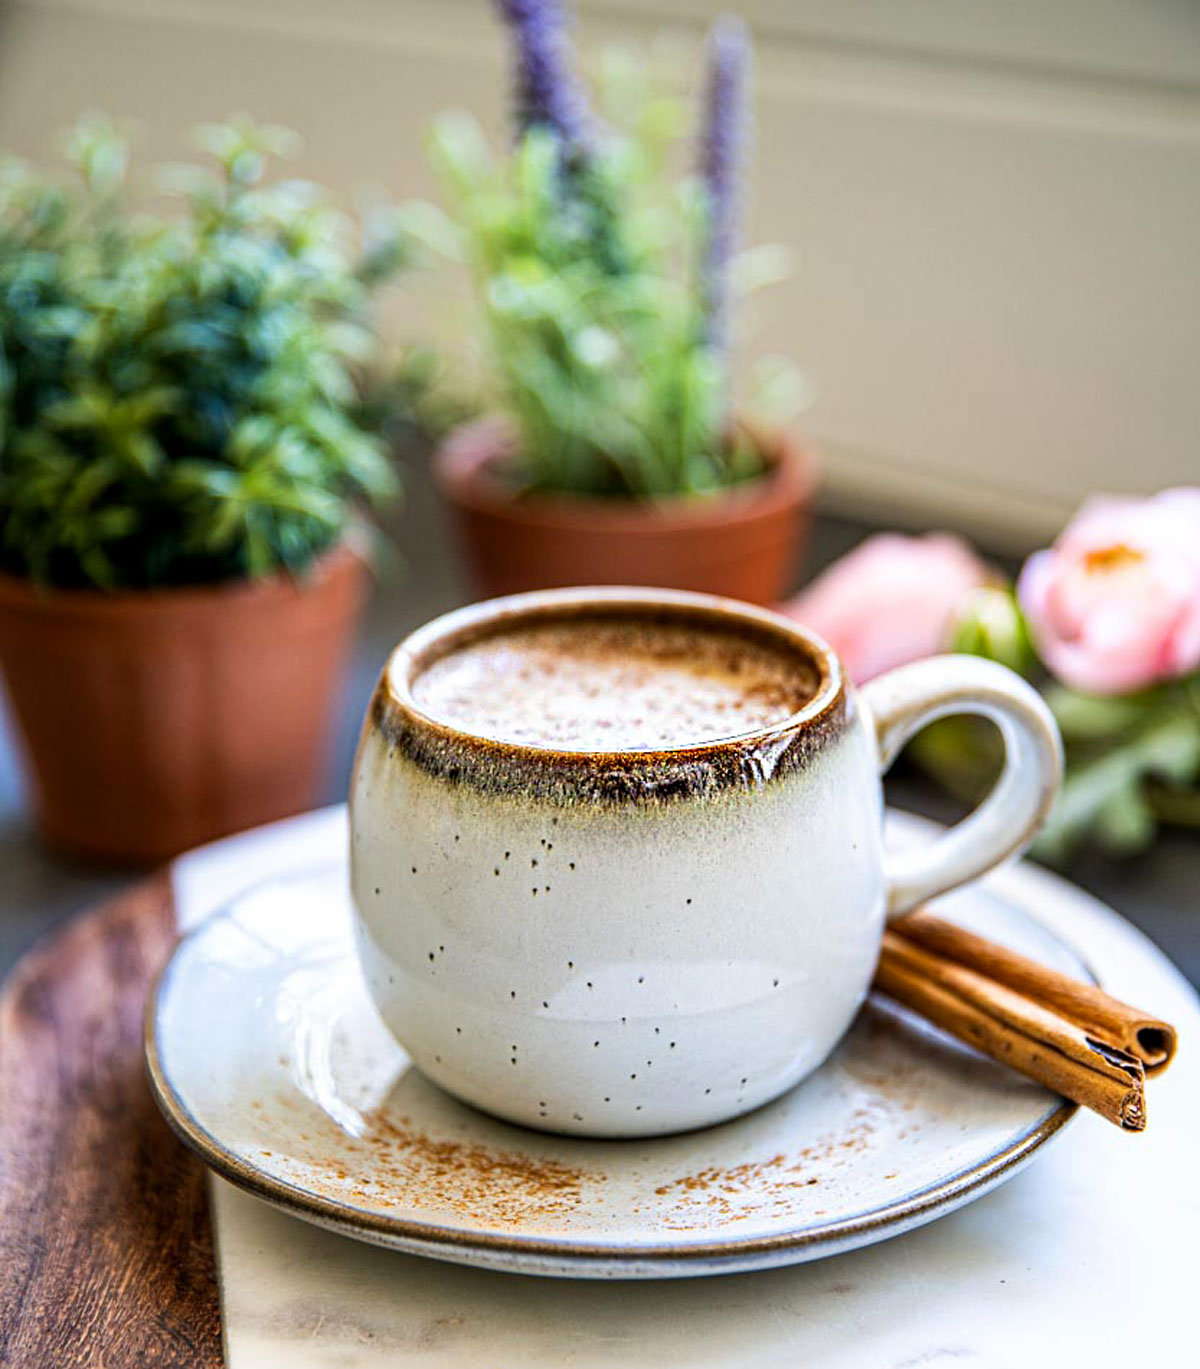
[2,455,1198,990]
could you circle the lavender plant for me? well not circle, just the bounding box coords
[499,0,592,151]
[428,1,798,498]
[698,16,750,362]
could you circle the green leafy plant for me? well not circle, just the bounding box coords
[912,587,1200,862]
[425,2,801,499]
[0,116,412,590]
[1033,680,1200,859]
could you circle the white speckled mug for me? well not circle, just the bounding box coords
[350,588,1061,1138]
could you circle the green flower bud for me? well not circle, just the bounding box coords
[951,586,1037,677]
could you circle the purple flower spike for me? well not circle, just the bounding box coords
[495,0,591,152]
[699,14,752,354]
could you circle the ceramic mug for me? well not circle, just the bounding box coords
[350,587,1061,1138]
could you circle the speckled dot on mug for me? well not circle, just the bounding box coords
[350,587,1061,1138]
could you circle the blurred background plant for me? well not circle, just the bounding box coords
[784,491,1200,862]
[0,115,425,591]
[422,0,804,500]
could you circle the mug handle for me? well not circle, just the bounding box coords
[859,655,1063,920]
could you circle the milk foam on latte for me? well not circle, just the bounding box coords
[410,615,813,750]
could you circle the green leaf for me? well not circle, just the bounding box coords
[1034,708,1200,862]
[65,115,130,198]
[1045,684,1163,742]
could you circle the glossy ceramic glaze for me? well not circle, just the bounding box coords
[350,588,1061,1137]
[146,851,1085,1280]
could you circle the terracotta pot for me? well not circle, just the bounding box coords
[0,544,368,865]
[435,418,818,605]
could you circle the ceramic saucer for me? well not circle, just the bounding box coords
[147,852,1086,1279]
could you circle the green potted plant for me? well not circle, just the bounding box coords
[0,118,409,863]
[429,1,816,603]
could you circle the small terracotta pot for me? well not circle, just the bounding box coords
[435,418,818,605]
[0,544,368,865]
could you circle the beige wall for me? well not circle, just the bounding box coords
[3,0,1198,548]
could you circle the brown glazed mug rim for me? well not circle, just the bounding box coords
[377,587,846,771]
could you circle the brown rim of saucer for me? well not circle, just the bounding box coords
[365,587,851,804]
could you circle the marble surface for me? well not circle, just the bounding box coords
[172,806,1200,1367]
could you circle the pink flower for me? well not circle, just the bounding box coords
[1018,488,1200,696]
[782,533,992,684]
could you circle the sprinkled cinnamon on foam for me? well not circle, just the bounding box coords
[411,617,813,750]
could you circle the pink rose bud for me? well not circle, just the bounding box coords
[782,533,992,684]
[1018,488,1200,695]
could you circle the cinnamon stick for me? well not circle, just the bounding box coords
[874,929,1147,1131]
[892,907,1177,1076]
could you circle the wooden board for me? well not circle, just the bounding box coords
[0,876,222,1367]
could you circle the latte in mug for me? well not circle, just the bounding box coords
[411,615,813,750]
[351,588,1061,1138]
